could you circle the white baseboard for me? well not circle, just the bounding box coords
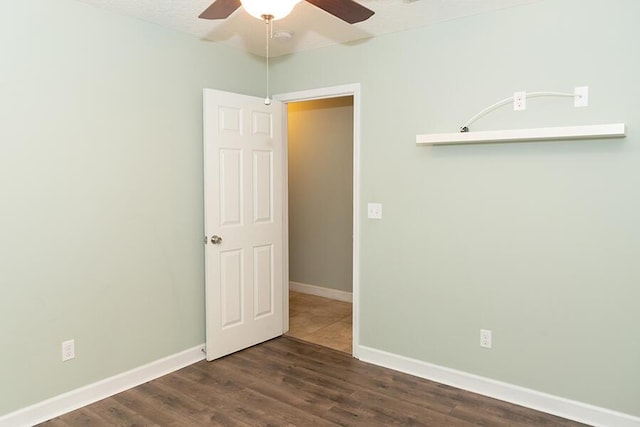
[0,344,206,427]
[357,345,640,427]
[290,281,353,302]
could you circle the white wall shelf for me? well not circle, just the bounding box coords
[416,123,626,146]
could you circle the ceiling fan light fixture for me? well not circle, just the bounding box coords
[240,0,302,20]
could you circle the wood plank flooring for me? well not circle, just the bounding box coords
[288,291,352,353]
[39,337,588,426]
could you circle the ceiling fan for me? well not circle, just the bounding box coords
[199,0,375,24]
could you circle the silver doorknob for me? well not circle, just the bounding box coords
[211,235,223,245]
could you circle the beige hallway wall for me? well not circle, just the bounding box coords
[287,97,354,293]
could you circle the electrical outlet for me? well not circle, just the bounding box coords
[513,91,526,111]
[480,329,492,349]
[367,203,382,219]
[62,339,75,361]
[575,86,589,107]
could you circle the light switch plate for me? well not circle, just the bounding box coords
[367,203,382,219]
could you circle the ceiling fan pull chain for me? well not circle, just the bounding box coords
[264,15,272,105]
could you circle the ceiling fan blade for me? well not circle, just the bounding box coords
[305,0,374,24]
[199,0,241,19]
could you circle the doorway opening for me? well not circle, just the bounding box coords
[277,84,361,357]
[286,96,354,353]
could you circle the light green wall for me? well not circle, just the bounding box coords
[273,0,640,416]
[0,0,262,415]
[288,97,354,293]
[3,0,639,420]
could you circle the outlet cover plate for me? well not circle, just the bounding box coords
[62,339,75,361]
[480,329,492,349]
[367,203,382,219]
[575,86,589,107]
[514,91,526,111]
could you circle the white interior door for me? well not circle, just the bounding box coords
[203,88,284,361]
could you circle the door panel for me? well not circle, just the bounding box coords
[220,149,243,227]
[204,89,283,361]
[253,150,273,223]
[220,249,243,328]
[253,244,274,319]
[252,111,272,137]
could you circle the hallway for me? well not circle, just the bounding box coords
[287,291,352,353]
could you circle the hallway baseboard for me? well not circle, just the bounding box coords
[289,281,353,302]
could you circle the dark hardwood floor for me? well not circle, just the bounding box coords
[39,337,588,426]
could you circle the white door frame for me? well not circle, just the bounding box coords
[275,84,361,358]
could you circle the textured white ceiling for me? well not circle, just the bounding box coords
[76,0,541,57]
